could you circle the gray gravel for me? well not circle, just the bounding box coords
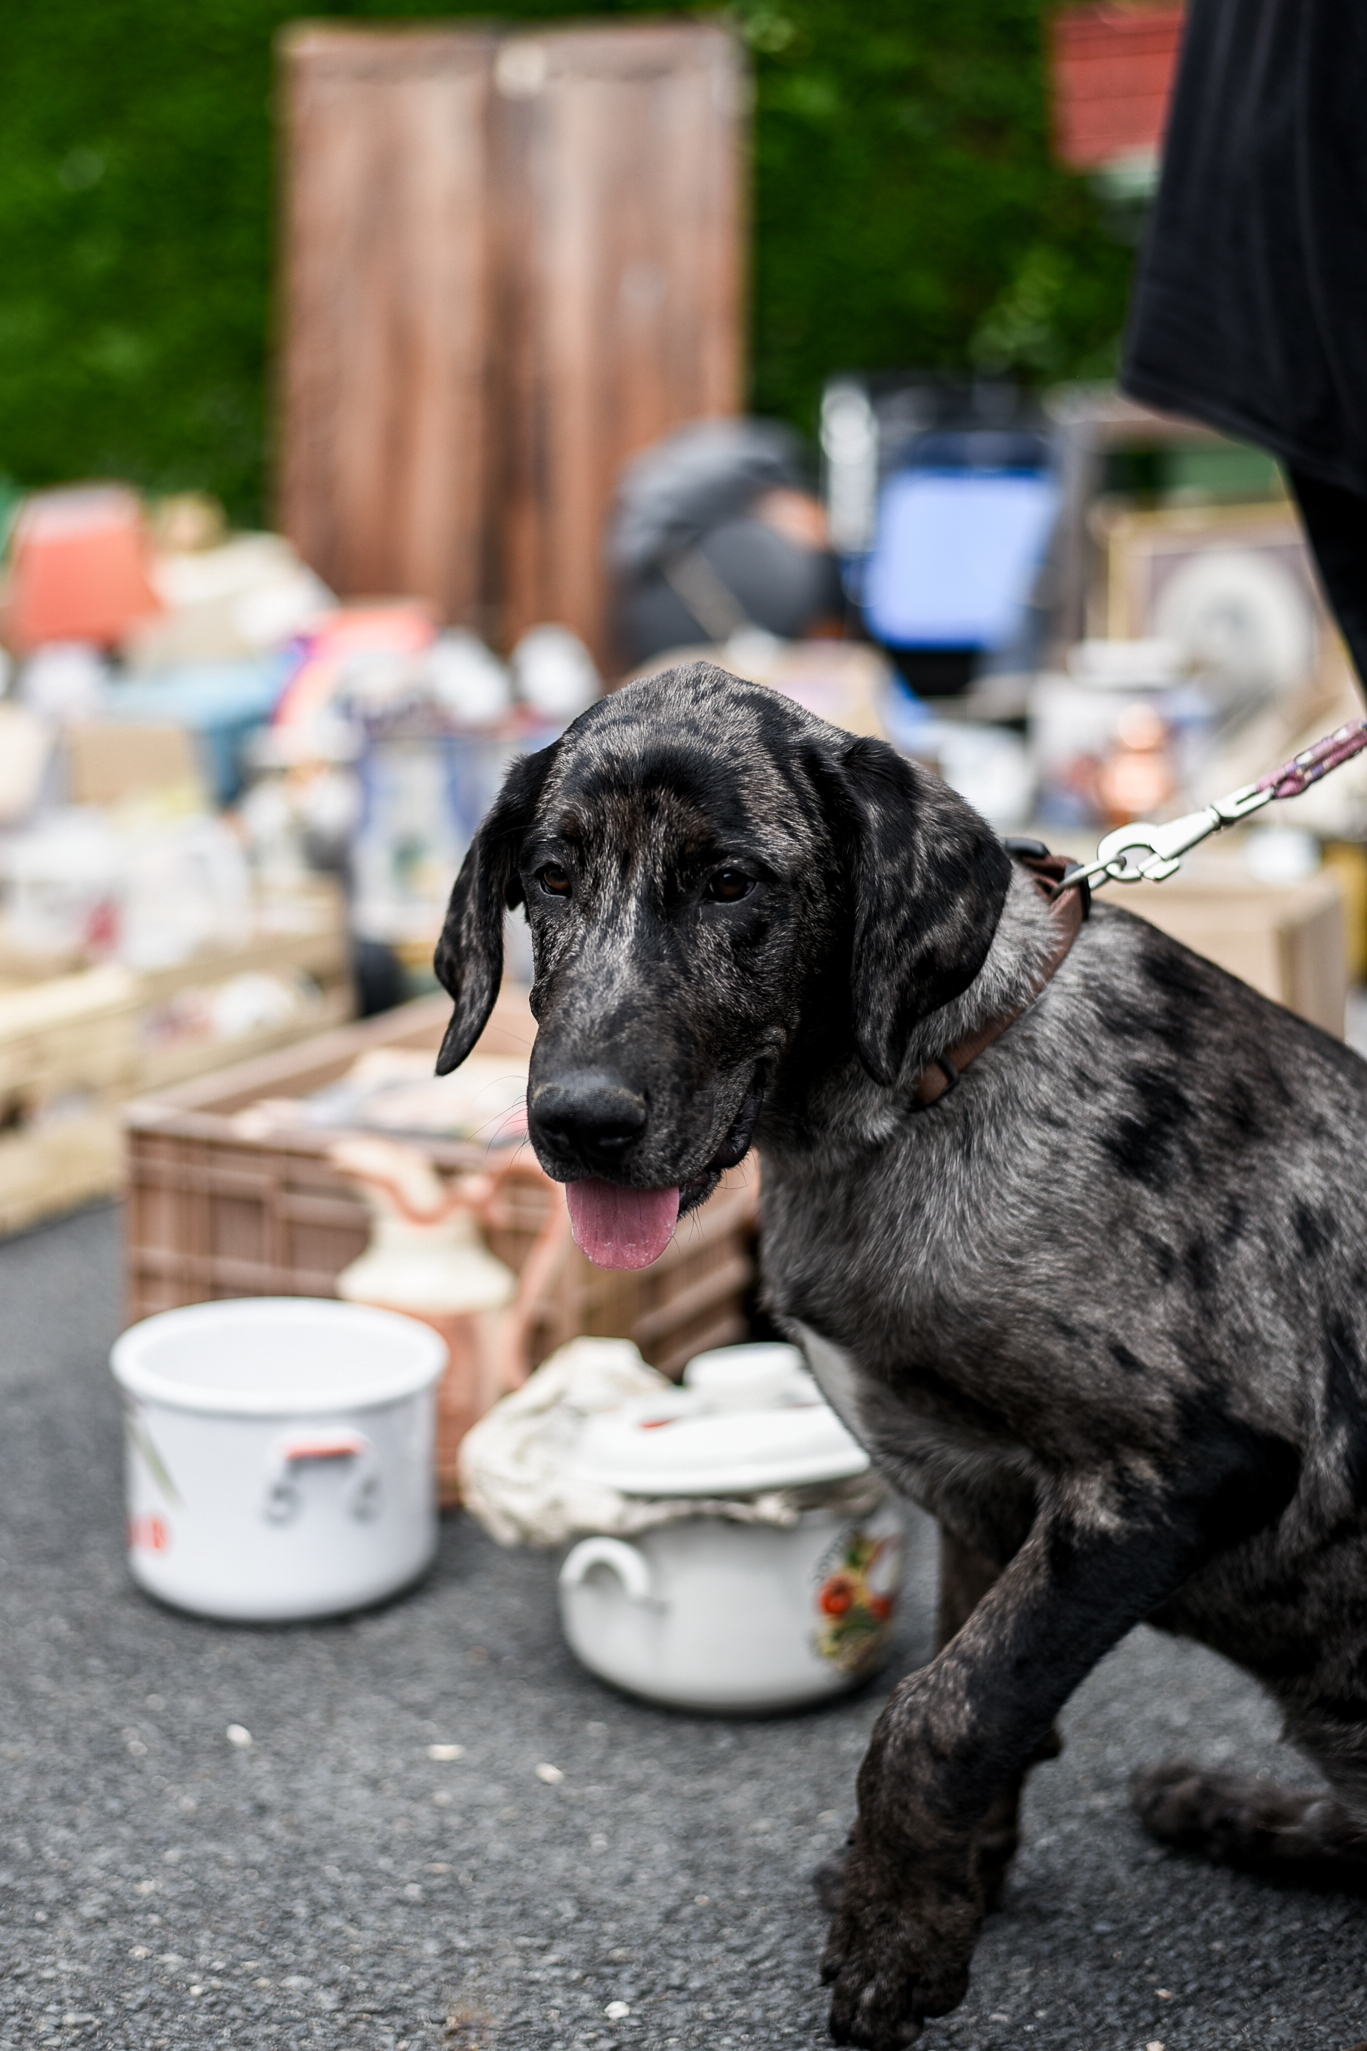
[1,1203,1365,2051]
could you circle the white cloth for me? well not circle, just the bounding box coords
[457,1336,886,1547]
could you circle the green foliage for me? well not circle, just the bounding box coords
[0,1,1132,524]
[740,0,1134,426]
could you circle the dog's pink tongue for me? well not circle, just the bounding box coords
[566,1179,680,1270]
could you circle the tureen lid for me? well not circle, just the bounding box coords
[570,1342,869,1497]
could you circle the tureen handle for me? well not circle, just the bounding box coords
[559,1535,653,1603]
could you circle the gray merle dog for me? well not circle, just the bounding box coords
[434,661,1367,2049]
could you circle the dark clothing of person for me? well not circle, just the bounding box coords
[1122,0,1367,686]
[1123,0,1367,497]
[1287,466,1367,690]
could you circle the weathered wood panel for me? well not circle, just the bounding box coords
[277,28,497,628]
[494,22,746,665]
[277,21,746,665]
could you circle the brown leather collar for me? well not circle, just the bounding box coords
[910,843,1088,1111]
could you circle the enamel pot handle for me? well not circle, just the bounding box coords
[263,1430,380,1525]
[559,1536,652,1603]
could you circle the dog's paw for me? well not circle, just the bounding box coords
[820,1881,978,2049]
[1130,1759,1367,1888]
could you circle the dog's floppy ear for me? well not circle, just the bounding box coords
[433,740,559,1074]
[816,735,1012,1087]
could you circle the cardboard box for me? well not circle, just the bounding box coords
[64,723,206,809]
[1121,867,1346,1038]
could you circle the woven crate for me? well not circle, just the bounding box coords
[124,983,757,1378]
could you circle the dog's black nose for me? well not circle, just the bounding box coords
[530,1072,648,1165]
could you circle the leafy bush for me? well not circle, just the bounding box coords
[0,1,1131,522]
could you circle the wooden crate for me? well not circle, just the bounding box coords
[133,886,353,1093]
[0,881,353,1096]
[277,20,746,664]
[123,987,757,1382]
[0,884,353,1236]
[0,966,141,1237]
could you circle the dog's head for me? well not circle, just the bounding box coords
[435,662,1009,1265]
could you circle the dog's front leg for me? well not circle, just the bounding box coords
[815,1530,1049,1919]
[822,1485,1207,2049]
[934,1530,1061,1907]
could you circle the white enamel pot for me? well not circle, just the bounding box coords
[111,1298,447,1623]
[559,1500,903,1714]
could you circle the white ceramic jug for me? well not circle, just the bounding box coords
[331,1138,518,1503]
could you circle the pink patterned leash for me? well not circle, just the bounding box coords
[1256,718,1367,800]
[1058,718,1367,894]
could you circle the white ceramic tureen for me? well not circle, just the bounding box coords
[558,1343,903,1713]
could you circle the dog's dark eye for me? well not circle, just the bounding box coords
[538,865,572,898]
[704,869,755,904]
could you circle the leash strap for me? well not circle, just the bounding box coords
[1057,717,1367,897]
[1257,717,1367,799]
[910,846,1087,1111]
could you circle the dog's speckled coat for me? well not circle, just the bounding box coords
[435,664,1367,2050]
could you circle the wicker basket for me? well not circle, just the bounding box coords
[123,987,758,1501]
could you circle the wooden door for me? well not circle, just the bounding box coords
[277,27,497,630]
[493,22,746,667]
[277,21,746,666]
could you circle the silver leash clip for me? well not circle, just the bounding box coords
[1048,715,1367,898]
[1057,781,1276,895]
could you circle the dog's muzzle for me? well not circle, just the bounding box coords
[528,1070,648,1176]
[534,1067,766,1272]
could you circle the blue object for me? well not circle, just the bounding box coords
[879,676,935,753]
[107,658,290,804]
[863,468,1060,652]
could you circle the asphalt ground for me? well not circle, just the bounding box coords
[1,1203,1365,2051]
